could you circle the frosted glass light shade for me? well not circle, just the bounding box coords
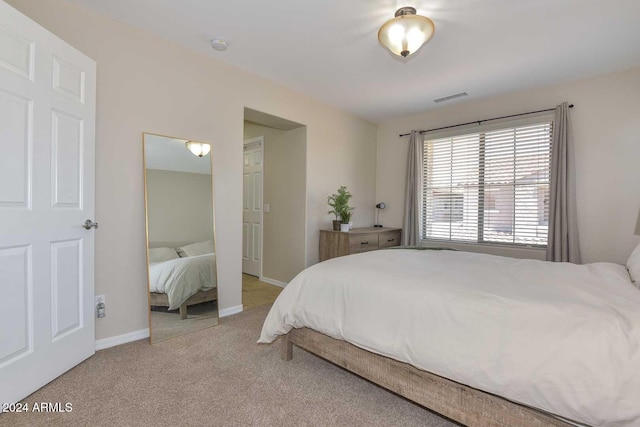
[378,8,435,58]
[185,141,211,157]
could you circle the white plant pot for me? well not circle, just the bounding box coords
[340,223,350,232]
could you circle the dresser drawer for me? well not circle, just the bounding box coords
[349,233,379,253]
[379,231,401,248]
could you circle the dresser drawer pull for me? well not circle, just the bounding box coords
[361,241,369,245]
[387,238,394,242]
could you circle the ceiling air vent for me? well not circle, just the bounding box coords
[434,92,468,104]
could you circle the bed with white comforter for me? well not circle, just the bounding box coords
[148,253,216,310]
[259,249,640,426]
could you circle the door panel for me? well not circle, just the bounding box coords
[51,110,83,208]
[50,239,82,340]
[252,223,261,261]
[52,56,85,103]
[0,0,96,405]
[252,171,261,209]
[0,90,31,207]
[0,26,34,80]
[242,171,250,210]
[0,244,31,365]
[242,222,250,259]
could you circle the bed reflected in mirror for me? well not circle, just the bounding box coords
[143,133,218,343]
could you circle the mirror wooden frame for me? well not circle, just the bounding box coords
[142,132,219,344]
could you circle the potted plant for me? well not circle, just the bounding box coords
[339,209,353,232]
[327,186,353,231]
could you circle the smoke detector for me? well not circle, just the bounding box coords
[211,38,228,51]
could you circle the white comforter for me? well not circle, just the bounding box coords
[149,253,216,310]
[259,249,640,426]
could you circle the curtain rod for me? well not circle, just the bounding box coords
[398,104,574,138]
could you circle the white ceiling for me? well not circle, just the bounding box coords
[144,134,212,174]
[76,0,640,123]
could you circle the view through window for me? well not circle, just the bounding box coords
[421,120,553,246]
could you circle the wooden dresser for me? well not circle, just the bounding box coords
[319,227,402,261]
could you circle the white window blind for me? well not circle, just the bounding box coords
[421,120,553,246]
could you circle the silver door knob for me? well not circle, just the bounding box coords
[83,219,98,230]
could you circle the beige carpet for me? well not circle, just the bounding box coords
[2,305,455,427]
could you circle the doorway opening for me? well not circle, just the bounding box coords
[242,108,307,309]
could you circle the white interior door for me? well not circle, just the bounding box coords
[0,1,96,404]
[242,137,263,277]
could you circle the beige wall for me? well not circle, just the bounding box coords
[244,122,306,283]
[146,170,213,245]
[7,0,377,340]
[376,67,640,264]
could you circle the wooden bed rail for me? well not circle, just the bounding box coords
[281,328,575,427]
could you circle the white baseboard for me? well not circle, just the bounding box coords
[95,305,245,350]
[259,276,288,288]
[219,304,243,317]
[95,328,149,351]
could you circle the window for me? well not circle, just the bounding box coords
[421,119,553,246]
[432,192,464,223]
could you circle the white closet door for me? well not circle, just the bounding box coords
[242,137,263,277]
[0,0,96,404]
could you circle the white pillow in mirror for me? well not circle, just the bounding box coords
[627,242,640,287]
[149,247,179,263]
[177,240,214,257]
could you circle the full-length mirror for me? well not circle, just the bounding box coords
[143,133,218,343]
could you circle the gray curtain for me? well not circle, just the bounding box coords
[402,131,424,246]
[546,102,581,263]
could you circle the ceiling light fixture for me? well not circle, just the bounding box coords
[185,141,211,157]
[378,7,435,58]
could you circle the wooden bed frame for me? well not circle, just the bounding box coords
[149,288,217,320]
[281,327,575,427]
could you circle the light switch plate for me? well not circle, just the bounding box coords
[264,203,270,213]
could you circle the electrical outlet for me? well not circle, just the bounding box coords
[95,295,106,318]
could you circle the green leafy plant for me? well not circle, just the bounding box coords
[340,209,353,225]
[327,185,354,223]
